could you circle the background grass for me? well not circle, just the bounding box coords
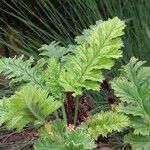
[1,0,150,64]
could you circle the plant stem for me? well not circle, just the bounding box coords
[73,95,80,126]
[61,104,67,124]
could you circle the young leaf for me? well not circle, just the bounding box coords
[75,20,103,45]
[39,41,75,62]
[85,111,129,139]
[0,56,45,88]
[65,127,95,149]
[60,17,125,96]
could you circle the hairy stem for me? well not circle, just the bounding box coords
[73,95,80,126]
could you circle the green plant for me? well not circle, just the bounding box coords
[0,17,128,149]
[2,0,150,64]
[112,57,150,150]
[0,85,62,131]
[0,56,45,86]
[39,41,75,62]
[85,111,128,139]
[60,17,125,96]
[35,120,95,150]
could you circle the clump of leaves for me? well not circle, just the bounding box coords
[0,85,62,131]
[112,57,150,150]
[0,17,127,149]
[35,120,95,150]
[60,17,125,96]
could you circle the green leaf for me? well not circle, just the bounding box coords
[0,85,62,131]
[45,58,63,99]
[35,120,95,150]
[125,133,150,150]
[75,20,103,45]
[60,17,125,96]
[111,57,150,135]
[65,143,84,150]
[39,41,74,62]
[0,56,45,88]
[112,57,150,150]
[130,116,150,136]
[52,119,66,137]
[66,127,95,150]
[85,111,129,139]
[35,137,61,150]
[0,98,10,126]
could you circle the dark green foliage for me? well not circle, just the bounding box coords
[125,133,150,150]
[112,57,150,150]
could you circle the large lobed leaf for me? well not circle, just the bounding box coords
[111,57,150,135]
[111,57,150,149]
[0,85,62,131]
[60,17,125,96]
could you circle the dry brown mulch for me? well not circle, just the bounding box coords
[0,128,37,150]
